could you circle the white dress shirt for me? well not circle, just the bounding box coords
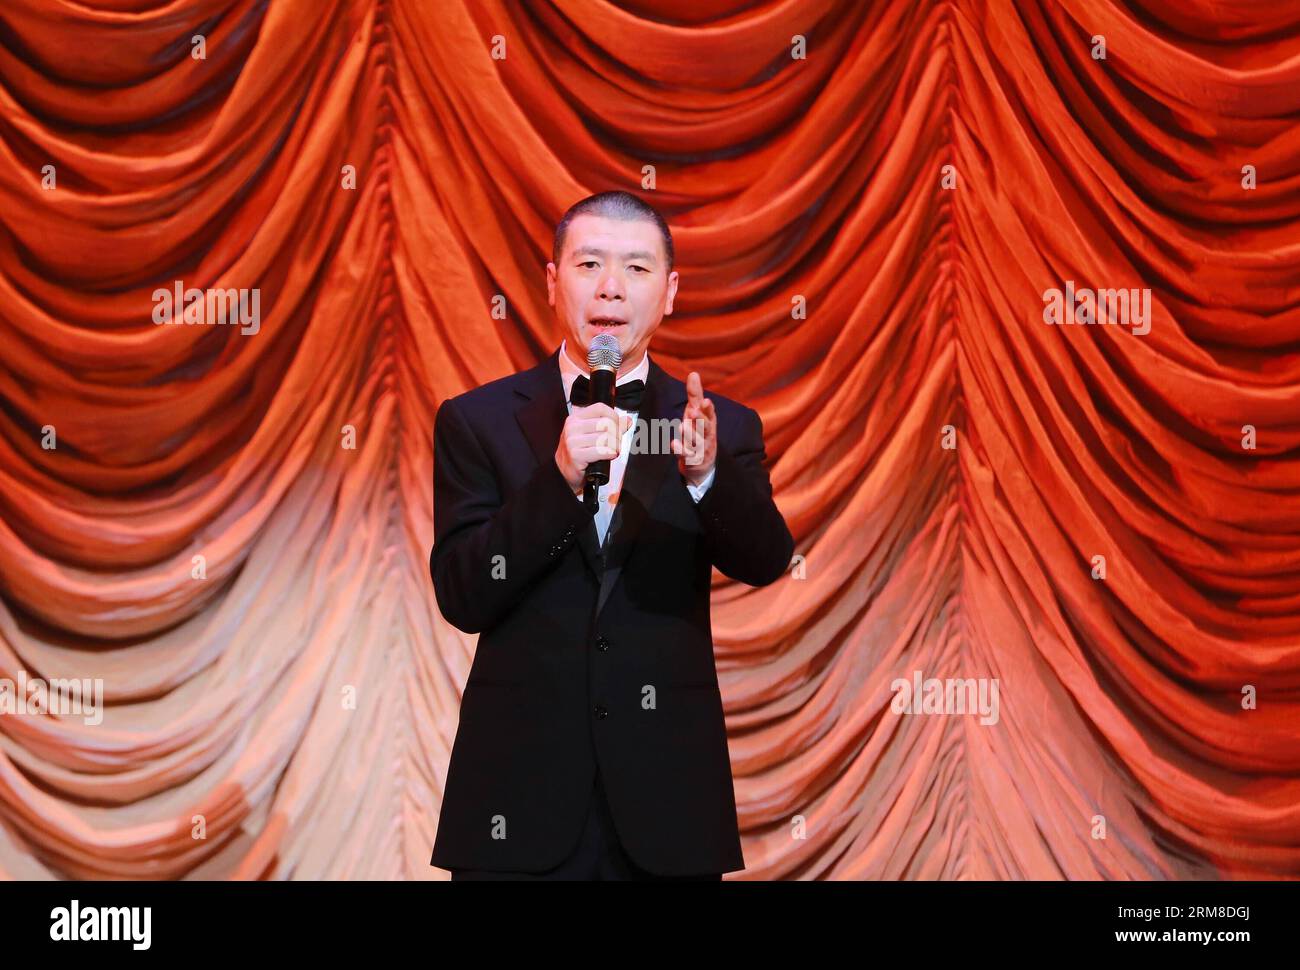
[558,339,715,547]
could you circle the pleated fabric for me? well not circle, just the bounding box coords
[0,0,1296,879]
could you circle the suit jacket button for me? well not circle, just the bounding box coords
[595,635,610,652]
[593,704,608,719]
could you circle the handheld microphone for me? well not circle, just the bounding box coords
[584,333,622,491]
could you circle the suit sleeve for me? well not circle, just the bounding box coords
[430,396,593,634]
[691,406,794,587]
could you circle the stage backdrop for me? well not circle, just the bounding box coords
[0,0,1296,879]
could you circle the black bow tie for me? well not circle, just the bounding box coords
[569,375,645,411]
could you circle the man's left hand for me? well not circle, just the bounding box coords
[671,371,717,486]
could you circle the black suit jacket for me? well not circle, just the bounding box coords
[428,348,793,876]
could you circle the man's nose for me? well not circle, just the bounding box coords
[597,268,626,300]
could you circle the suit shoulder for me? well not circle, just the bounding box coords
[654,367,762,439]
[706,390,756,423]
[655,367,750,417]
[694,386,760,436]
[438,363,551,424]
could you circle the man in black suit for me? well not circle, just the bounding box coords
[429,191,793,880]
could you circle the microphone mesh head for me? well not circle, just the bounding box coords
[587,333,622,370]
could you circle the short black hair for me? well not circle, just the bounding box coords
[552,191,674,272]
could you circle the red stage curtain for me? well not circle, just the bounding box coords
[0,0,1296,879]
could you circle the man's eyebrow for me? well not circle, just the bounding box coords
[571,246,658,263]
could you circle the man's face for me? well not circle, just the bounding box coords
[547,213,678,375]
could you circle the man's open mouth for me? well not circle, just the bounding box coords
[589,317,626,330]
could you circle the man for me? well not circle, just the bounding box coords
[429,191,793,880]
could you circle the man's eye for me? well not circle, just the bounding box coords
[629,265,648,273]
[580,261,598,269]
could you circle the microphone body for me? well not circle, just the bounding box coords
[583,333,623,492]
[584,366,617,487]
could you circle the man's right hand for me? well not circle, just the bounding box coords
[555,403,633,492]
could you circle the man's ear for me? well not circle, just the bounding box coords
[663,270,679,315]
[546,262,557,306]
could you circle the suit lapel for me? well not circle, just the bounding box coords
[515,350,603,581]
[595,358,686,618]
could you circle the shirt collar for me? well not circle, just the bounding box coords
[558,338,650,409]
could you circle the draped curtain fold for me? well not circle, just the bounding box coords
[0,0,1296,879]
